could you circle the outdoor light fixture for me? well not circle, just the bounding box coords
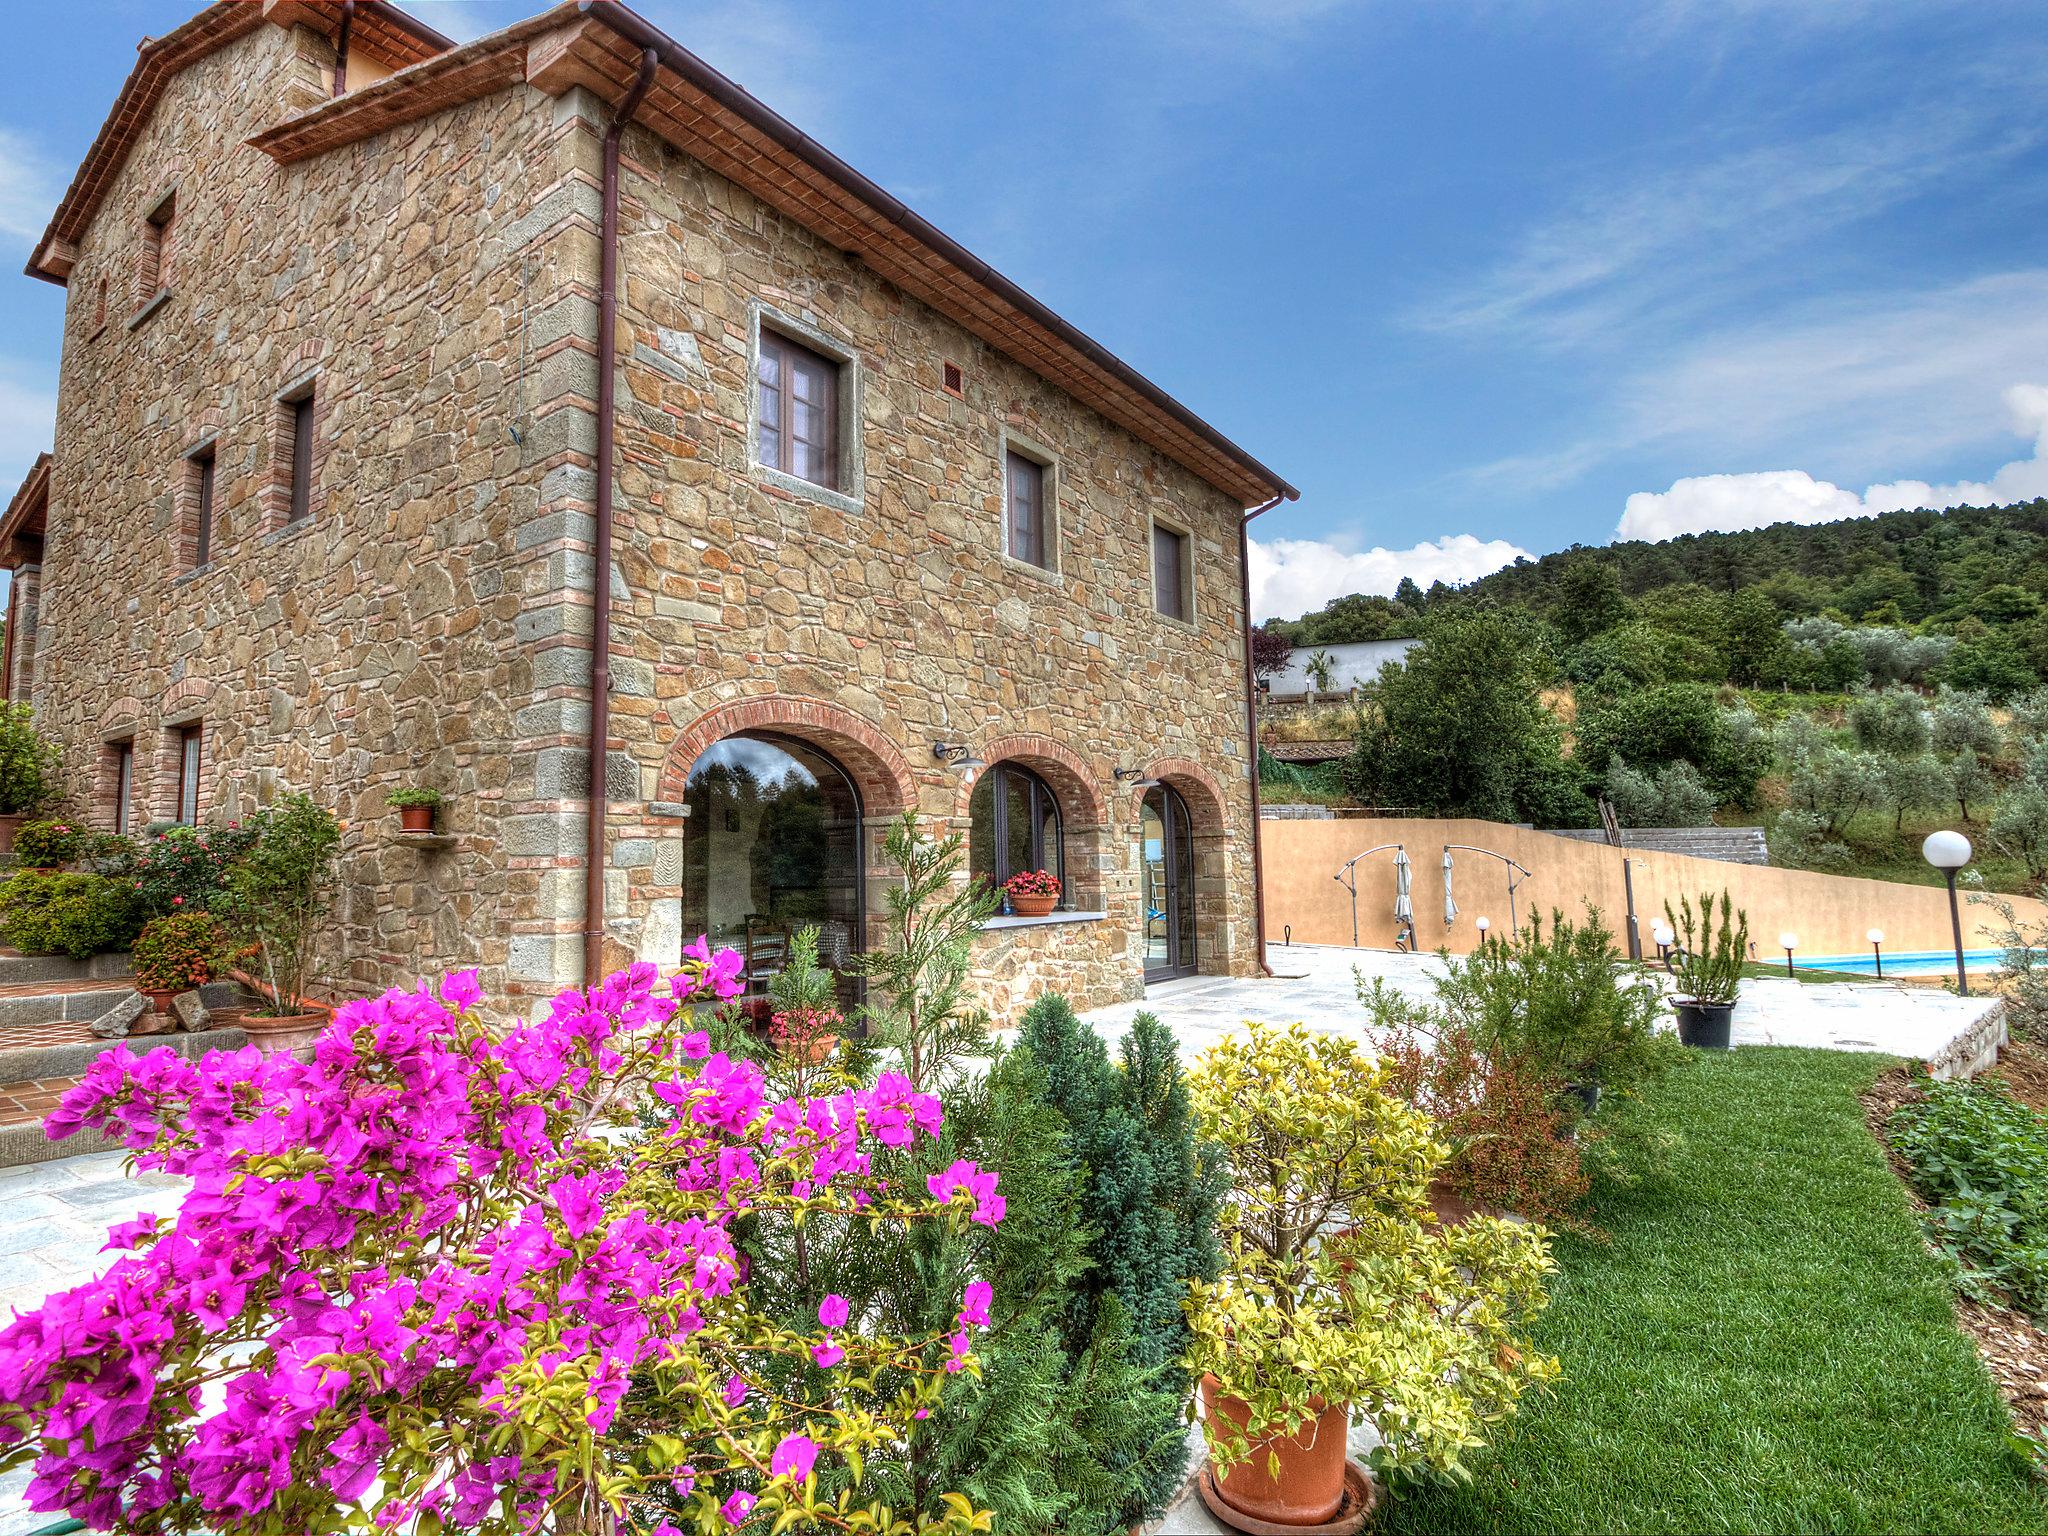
[931,742,987,780]
[1475,915,1491,939]
[1868,927,1886,979]
[1922,830,1974,995]
[1779,931,1798,979]
[1113,767,1161,789]
[1651,920,1674,961]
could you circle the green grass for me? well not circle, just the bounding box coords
[1377,1048,2048,1536]
[1736,959,1878,986]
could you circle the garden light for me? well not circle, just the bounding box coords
[1921,831,1973,995]
[1868,927,1885,979]
[1779,931,1798,979]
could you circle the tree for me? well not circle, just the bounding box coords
[1394,576,1426,612]
[1345,611,1574,824]
[1991,784,2048,885]
[1948,745,1997,823]
[1847,686,1933,756]
[1603,757,1714,828]
[1574,683,1767,806]
[1946,631,2037,702]
[1250,625,1292,687]
[1552,559,1629,646]
[1931,686,2002,758]
[1722,589,1795,686]
[1783,744,1887,837]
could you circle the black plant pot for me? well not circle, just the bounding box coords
[1674,999,1735,1049]
[1565,1080,1602,1118]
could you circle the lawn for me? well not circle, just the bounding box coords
[1377,1048,2048,1536]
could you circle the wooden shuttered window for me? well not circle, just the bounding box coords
[1152,523,1190,621]
[1005,451,1048,568]
[757,329,840,490]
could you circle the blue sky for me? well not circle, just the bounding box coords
[1,0,2045,620]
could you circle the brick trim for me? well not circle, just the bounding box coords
[951,732,1106,828]
[95,736,139,834]
[262,361,329,531]
[159,677,211,723]
[97,696,143,738]
[658,694,915,815]
[1132,755,1230,838]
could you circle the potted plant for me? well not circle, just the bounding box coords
[218,793,340,1053]
[0,703,57,855]
[766,924,842,1066]
[1664,890,1748,1049]
[1185,1022,1558,1531]
[386,786,442,833]
[1003,867,1061,918]
[130,910,219,1014]
[11,819,84,874]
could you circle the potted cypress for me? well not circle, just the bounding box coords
[1664,890,1748,1049]
[386,786,443,833]
[1185,1022,1558,1531]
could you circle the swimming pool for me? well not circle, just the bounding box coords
[1791,948,2006,978]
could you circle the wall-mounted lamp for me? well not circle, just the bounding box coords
[931,742,987,779]
[1114,767,1161,789]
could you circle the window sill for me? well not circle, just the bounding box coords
[126,290,172,332]
[999,551,1064,587]
[980,910,1108,931]
[261,517,317,548]
[172,560,218,587]
[753,462,864,516]
[1151,608,1199,635]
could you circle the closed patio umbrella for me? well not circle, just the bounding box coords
[1442,846,1459,926]
[1393,846,1413,949]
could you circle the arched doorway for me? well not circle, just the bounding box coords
[680,731,864,1009]
[1142,782,1197,981]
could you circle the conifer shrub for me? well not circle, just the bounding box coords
[1016,994,1224,1526]
[0,871,141,959]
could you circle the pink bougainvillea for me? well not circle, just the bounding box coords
[0,948,1000,1535]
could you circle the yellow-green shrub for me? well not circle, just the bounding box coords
[1185,1022,1560,1484]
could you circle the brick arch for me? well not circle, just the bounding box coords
[950,732,1107,827]
[1133,755,1230,837]
[159,676,211,723]
[658,694,915,815]
[98,695,143,738]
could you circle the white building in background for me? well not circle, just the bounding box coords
[1268,638,1420,697]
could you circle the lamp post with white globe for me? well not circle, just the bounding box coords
[1922,830,1973,996]
[1867,927,1885,980]
[1779,931,1798,979]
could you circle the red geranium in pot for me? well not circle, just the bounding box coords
[1003,867,1061,918]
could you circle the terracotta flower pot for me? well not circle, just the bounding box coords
[142,988,177,1015]
[1200,1375,1350,1527]
[782,1032,840,1066]
[1007,892,1058,918]
[240,1009,328,1057]
[398,805,435,833]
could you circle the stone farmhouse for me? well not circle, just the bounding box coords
[1,0,1296,1017]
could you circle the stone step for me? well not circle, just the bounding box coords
[0,978,139,1031]
[0,949,132,987]
[0,1025,251,1170]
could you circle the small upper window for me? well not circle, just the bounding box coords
[1152,522,1191,622]
[141,193,176,299]
[756,329,840,491]
[1005,450,1049,569]
[188,444,215,569]
[110,740,134,836]
[286,391,315,523]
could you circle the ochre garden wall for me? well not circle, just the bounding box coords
[1261,817,2048,963]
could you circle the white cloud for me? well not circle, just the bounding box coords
[0,127,62,250]
[0,362,53,494]
[1616,382,2048,541]
[1249,532,1530,622]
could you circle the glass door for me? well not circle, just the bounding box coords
[1141,784,1196,982]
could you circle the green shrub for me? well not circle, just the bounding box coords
[0,704,57,816]
[131,822,254,917]
[1436,905,1681,1105]
[1891,1080,2048,1316]
[1665,890,1748,1005]
[11,819,86,868]
[1016,995,1224,1525]
[0,872,142,959]
[130,910,221,993]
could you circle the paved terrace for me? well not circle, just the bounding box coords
[1084,943,2008,1080]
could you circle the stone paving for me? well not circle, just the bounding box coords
[1084,942,2007,1072]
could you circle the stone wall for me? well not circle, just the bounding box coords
[35,22,595,1003]
[31,28,1262,1019]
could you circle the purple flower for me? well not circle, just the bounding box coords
[770,1432,818,1482]
[722,1490,757,1525]
[811,1341,845,1369]
[439,969,482,1011]
[958,1279,992,1329]
[818,1294,849,1329]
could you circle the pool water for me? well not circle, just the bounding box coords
[1791,948,2006,978]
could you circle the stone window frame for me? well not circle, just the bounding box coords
[263,370,326,532]
[997,429,1062,585]
[1148,512,1198,631]
[745,300,864,515]
[175,434,220,573]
